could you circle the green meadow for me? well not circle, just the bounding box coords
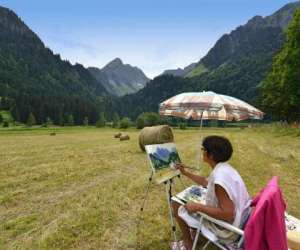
[0,126,299,249]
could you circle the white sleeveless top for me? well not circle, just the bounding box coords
[205,162,251,228]
[178,162,251,243]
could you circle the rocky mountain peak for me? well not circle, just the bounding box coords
[88,58,149,96]
[103,58,123,71]
[0,6,33,36]
[245,1,300,29]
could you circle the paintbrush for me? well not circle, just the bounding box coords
[172,164,199,171]
[181,166,199,171]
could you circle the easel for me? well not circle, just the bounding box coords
[140,171,184,242]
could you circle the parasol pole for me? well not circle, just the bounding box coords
[196,110,204,173]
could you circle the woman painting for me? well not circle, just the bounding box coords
[172,135,251,250]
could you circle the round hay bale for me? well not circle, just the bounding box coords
[120,135,130,141]
[139,125,174,151]
[114,132,122,138]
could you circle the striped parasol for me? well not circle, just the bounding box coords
[159,91,264,121]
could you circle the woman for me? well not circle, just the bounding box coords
[172,135,251,250]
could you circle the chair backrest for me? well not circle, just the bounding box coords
[243,176,287,250]
[240,207,252,230]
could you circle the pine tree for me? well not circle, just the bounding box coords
[67,114,74,126]
[261,9,300,121]
[83,116,89,126]
[27,112,36,127]
[11,105,20,122]
[46,117,53,127]
[96,112,106,127]
[112,113,120,128]
[58,111,64,126]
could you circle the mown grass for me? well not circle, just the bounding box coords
[0,126,299,249]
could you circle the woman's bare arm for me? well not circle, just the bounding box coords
[183,171,208,187]
[176,163,208,187]
[185,184,235,223]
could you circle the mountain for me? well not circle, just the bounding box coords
[161,62,196,77]
[188,1,300,77]
[88,58,150,96]
[162,2,299,79]
[117,1,300,119]
[0,6,107,124]
[116,75,189,119]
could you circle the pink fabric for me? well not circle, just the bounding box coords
[244,176,287,250]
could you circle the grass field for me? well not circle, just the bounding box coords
[0,126,299,249]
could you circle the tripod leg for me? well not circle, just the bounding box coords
[177,174,186,189]
[140,172,154,212]
[165,180,177,242]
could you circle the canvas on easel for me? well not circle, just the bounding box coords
[145,143,181,184]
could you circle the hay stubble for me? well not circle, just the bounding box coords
[0,127,299,249]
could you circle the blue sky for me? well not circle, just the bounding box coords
[0,0,296,78]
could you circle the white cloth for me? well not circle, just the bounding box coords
[178,162,251,243]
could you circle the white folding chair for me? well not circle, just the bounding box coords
[191,212,246,250]
[190,176,288,250]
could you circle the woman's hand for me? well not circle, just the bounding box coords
[175,163,187,175]
[185,202,201,213]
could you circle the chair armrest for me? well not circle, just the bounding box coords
[196,211,244,236]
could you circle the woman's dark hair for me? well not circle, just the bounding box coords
[202,135,233,163]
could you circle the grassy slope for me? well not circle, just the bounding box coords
[185,63,208,78]
[0,127,299,249]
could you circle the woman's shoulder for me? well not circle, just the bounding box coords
[214,162,240,179]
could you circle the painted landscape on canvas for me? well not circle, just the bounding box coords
[145,143,181,182]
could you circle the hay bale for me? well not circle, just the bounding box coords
[120,135,130,141]
[114,132,122,138]
[139,125,174,151]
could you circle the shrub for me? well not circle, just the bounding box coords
[46,117,53,126]
[136,112,161,129]
[42,117,53,127]
[0,114,3,124]
[136,116,145,129]
[119,117,131,129]
[179,122,187,130]
[3,121,9,127]
[160,116,172,126]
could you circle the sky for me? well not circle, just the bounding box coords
[0,0,296,78]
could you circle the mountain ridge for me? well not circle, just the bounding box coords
[161,63,196,77]
[161,1,300,78]
[88,58,150,96]
[0,5,108,124]
[116,1,300,119]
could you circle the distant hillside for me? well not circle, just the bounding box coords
[117,1,300,119]
[116,75,189,119]
[88,58,150,96]
[0,6,108,124]
[188,1,300,77]
[161,62,196,77]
